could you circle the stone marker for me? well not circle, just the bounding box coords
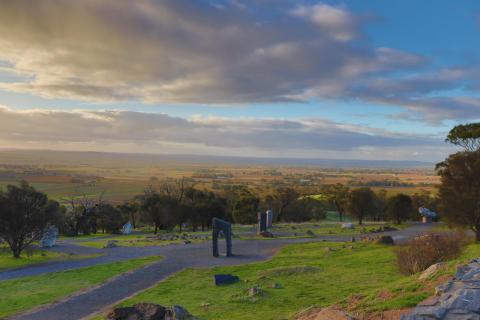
[122,222,133,235]
[40,225,59,248]
[214,274,240,285]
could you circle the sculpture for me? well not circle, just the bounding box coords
[419,207,437,223]
[266,210,274,228]
[122,222,133,235]
[212,218,232,257]
[40,225,59,248]
[258,211,267,234]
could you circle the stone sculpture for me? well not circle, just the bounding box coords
[258,211,267,234]
[122,222,133,235]
[266,209,273,228]
[212,218,232,257]
[40,225,59,248]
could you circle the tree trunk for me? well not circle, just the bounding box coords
[358,215,363,225]
[475,227,480,242]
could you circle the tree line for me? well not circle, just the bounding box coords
[1,122,480,257]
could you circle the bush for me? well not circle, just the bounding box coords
[395,231,470,275]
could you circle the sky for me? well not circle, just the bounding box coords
[0,0,479,161]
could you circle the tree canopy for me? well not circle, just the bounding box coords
[0,182,61,258]
[445,123,480,151]
[436,150,480,240]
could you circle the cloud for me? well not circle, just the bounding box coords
[0,0,424,104]
[0,106,452,160]
[0,0,477,123]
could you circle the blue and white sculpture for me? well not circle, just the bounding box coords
[419,207,437,223]
[40,225,59,248]
[122,222,133,235]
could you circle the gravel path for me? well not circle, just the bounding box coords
[4,224,431,320]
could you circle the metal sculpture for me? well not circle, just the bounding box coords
[212,218,233,257]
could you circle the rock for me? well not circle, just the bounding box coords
[104,240,118,248]
[324,247,335,252]
[376,235,394,245]
[259,231,274,238]
[341,223,354,229]
[403,259,480,320]
[165,305,195,320]
[270,283,283,289]
[419,263,444,280]
[214,274,240,285]
[107,303,166,320]
[183,240,191,244]
[248,285,263,297]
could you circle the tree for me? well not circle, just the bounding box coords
[268,187,299,222]
[0,182,62,258]
[436,150,480,240]
[374,189,388,221]
[231,191,259,224]
[321,184,350,221]
[347,188,376,225]
[118,200,140,229]
[445,123,480,151]
[96,204,125,234]
[386,194,413,224]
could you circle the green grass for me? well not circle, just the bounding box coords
[0,255,161,318]
[0,246,99,271]
[77,233,206,248]
[104,241,480,320]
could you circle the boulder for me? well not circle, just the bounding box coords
[341,223,354,229]
[419,263,444,280]
[165,305,195,320]
[104,240,119,248]
[214,274,240,285]
[248,285,263,297]
[376,235,394,245]
[107,303,166,320]
[259,231,274,238]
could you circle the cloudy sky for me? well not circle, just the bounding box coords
[0,0,479,161]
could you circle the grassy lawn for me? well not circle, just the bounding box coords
[0,255,161,318]
[0,245,100,271]
[99,241,480,320]
[77,233,207,248]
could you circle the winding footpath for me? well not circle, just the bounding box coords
[2,224,431,320]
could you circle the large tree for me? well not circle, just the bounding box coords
[445,123,480,151]
[321,184,350,221]
[347,187,376,225]
[0,182,61,258]
[386,194,413,224]
[436,150,480,240]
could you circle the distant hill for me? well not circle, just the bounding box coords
[0,149,434,169]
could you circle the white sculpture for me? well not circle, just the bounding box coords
[40,225,59,247]
[122,222,133,235]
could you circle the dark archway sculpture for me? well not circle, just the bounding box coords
[212,218,232,257]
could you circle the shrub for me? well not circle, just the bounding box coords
[395,231,470,275]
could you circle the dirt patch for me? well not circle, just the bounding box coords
[376,289,393,302]
[295,306,355,320]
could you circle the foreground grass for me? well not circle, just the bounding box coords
[0,246,98,271]
[0,255,161,318]
[104,241,480,320]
